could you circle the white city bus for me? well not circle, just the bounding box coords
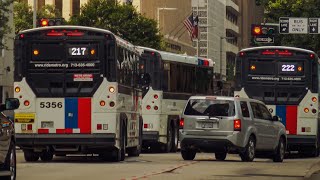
[136,46,214,152]
[14,26,143,162]
[234,46,320,157]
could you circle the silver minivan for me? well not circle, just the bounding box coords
[180,96,287,162]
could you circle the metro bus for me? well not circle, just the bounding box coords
[234,46,319,156]
[14,26,143,162]
[136,46,214,152]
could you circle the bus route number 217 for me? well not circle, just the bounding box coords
[40,102,63,108]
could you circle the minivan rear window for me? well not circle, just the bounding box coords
[184,99,235,117]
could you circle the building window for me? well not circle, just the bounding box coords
[72,0,80,15]
[55,0,63,14]
[38,0,45,10]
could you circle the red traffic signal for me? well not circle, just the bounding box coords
[37,18,64,27]
[251,24,276,36]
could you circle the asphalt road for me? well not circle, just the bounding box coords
[16,151,320,180]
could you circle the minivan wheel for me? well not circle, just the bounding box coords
[2,141,16,180]
[215,152,227,161]
[273,137,285,162]
[181,149,196,160]
[240,136,256,162]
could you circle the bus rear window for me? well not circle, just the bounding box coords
[184,99,235,117]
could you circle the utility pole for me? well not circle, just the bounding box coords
[33,0,37,28]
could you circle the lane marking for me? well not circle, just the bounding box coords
[122,161,198,180]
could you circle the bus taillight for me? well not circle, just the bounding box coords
[33,49,39,56]
[67,32,84,36]
[310,54,315,59]
[100,100,106,106]
[46,32,64,36]
[304,108,309,113]
[154,94,158,99]
[24,100,30,106]
[15,87,21,93]
[312,97,317,102]
[239,52,245,56]
[109,86,115,93]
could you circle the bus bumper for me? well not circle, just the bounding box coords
[15,133,116,147]
[142,131,159,143]
[287,135,317,151]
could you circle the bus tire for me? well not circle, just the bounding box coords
[40,150,54,162]
[23,150,39,162]
[164,124,173,153]
[120,120,126,161]
[171,122,179,152]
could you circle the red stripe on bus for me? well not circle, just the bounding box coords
[78,98,91,134]
[65,128,73,134]
[56,129,65,134]
[56,128,73,134]
[286,106,297,135]
[38,129,49,134]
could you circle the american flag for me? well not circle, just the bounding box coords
[183,13,199,40]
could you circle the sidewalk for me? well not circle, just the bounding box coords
[305,159,320,180]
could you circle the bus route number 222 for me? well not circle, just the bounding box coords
[40,102,63,108]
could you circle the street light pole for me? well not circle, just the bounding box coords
[33,0,37,28]
[157,8,177,30]
[219,36,236,95]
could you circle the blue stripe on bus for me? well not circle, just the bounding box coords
[65,98,78,129]
[276,105,286,127]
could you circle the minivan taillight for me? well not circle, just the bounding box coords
[234,119,241,131]
[179,118,184,128]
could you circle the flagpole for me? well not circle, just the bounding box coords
[197,0,199,57]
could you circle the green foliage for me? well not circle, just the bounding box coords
[69,0,164,50]
[13,1,62,34]
[264,0,320,53]
[0,0,13,49]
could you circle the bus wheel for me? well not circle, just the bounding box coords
[164,124,173,153]
[40,150,54,162]
[23,150,39,162]
[171,124,179,152]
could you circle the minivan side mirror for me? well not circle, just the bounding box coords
[4,98,20,110]
[272,116,279,121]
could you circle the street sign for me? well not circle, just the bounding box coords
[279,17,289,33]
[279,17,308,34]
[254,36,274,43]
[309,18,319,34]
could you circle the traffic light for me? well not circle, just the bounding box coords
[37,18,64,27]
[251,24,277,46]
[251,24,275,36]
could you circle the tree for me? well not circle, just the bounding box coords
[69,0,164,50]
[0,0,13,49]
[263,0,320,53]
[13,1,62,34]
